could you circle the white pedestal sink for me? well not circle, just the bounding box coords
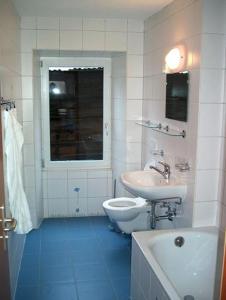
[121,170,187,201]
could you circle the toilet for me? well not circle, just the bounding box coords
[103,197,151,234]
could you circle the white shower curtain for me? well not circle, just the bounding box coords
[4,109,33,234]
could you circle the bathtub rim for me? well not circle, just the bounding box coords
[132,226,219,300]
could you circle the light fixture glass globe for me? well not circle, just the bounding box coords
[165,48,182,70]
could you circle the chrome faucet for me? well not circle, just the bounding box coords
[149,161,171,179]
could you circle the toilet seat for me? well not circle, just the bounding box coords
[103,197,147,223]
[109,200,136,208]
[103,197,146,210]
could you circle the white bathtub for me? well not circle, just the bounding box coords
[131,227,218,300]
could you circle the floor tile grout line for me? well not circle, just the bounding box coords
[101,247,121,300]
[94,227,121,300]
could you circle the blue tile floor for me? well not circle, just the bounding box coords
[16,217,131,300]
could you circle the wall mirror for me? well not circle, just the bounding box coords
[165,72,189,122]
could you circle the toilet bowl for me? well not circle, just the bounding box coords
[103,197,150,234]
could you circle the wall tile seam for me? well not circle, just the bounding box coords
[58,27,61,51]
[127,76,143,79]
[111,99,126,102]
[196,168,224,172]
[21,17,144,33]
[126,122,142,127]
[112,76,127,79]
[142,98,164,101]
[36,29,59,32]
[59,29,144,33]
[23,27,142,35]
[46,168,112,173]
[199,99,226,104]
[5,96,24,101]
[126,54,144,58]
[20,51,36,55]
[1,67,21,77]
[194,195,220,202]
[46,176,111,181]
[45,195,110,199]
[197,136,224,140]
[201,32,226,37]
[143,74,165,78]
[126,100,143,103]
[199,67,226,71]
[197,135,225,138]
[199,101,226,104]
[21,19,37,30]
[126,98,143,101]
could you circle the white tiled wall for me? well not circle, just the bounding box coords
[193,0,226,227]
[20,17,144,53]
[20,17,144,217]
[142,0,202,228]
[43,169,112,217]
[0,0,25,298]
[111,54,127,197]
[142,0,226,229]
[111,49,143,198]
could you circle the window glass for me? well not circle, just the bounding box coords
[49,67,103,161]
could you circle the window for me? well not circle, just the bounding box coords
[41,58,111,168]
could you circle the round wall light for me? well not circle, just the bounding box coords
[165,45,186,73]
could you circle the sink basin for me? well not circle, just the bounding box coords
[121,170,187,201]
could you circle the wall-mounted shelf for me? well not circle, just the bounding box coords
[136,121,186,138]
[135,120,161,129]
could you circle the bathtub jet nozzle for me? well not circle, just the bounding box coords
[174,236,185,247]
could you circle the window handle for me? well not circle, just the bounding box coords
[105,122,109,136]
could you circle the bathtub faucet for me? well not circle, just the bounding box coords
[150,161,171,180]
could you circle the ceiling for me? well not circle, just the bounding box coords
[12,0,173,20]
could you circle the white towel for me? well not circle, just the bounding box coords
[4,109,33,234]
